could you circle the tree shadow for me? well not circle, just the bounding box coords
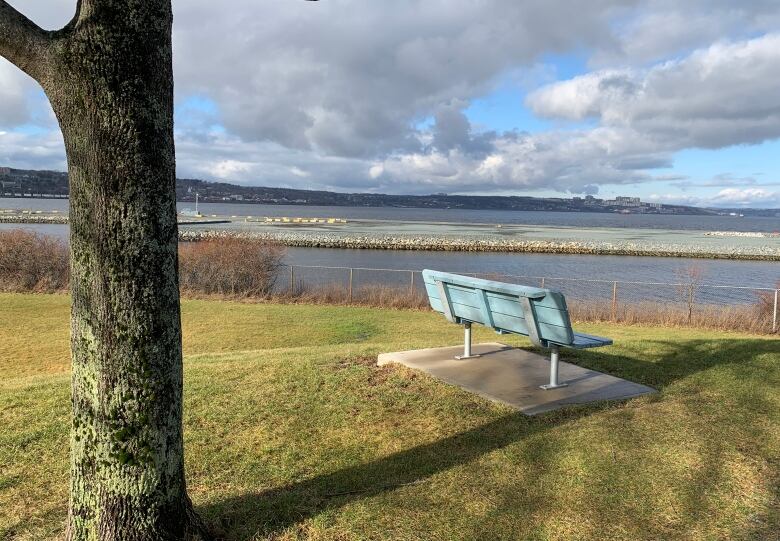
[200,406,603,539]
[200,336,778,539]
[558,337,779,390]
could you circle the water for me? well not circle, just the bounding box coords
[2,197,779,232]
[286,248,779,288]
[2,198,778,288]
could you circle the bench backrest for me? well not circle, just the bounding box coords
[422,269,575,347]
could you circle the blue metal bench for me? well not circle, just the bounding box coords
[423,269,613,390]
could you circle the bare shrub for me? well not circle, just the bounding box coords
[0,230,69,292]
[674,263,705,324]
[178,238,285,297]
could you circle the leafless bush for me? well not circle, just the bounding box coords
[0,230,69,292]
[674,263,705,324]
[178,238,285,297]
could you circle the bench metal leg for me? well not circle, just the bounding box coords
[540,345,568,390]
[455,322,481,360]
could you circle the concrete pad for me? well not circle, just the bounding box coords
[377,342,656,415]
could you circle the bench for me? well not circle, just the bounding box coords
[423,270,613,390]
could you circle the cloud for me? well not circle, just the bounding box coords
[0,61,35,128]
[1,1,780,204]
[372,126,664,194]
[710,187,780,207]
[173,129,375,191]
[171,0,622,158]
[0,129,66,170]
[648,188,780,208]
[595,0,780,65]
[528,34,780,150]
[430,100,496,157]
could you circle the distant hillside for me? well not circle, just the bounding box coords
[2,166,778,217]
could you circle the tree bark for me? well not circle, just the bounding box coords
[1,1,210,539]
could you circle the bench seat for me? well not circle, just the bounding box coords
[570,332,613,349]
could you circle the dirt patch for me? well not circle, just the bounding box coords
[333,355,378,370]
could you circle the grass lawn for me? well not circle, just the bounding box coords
[1,293,778,540]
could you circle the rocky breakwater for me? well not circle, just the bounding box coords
[704,231,779,238]
[0,212,69,224]
[178,229,780,261]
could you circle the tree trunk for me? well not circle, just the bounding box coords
[0,1,208,538]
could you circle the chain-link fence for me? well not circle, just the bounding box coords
[278,264,779,334]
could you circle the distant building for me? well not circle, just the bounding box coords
[583,195,602,204]
[616,196,641,205]
[607,196,642,207]
[0,167,10,176]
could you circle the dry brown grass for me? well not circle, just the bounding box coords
[0,230,69,292]
[280,282,430,310]
[570,299,775,334]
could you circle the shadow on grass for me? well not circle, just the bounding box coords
[560,337,779,389]
[202,337,778,539]
[201,406,602,539]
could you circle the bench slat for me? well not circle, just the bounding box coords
[429,297,574,345]
[424,283,573,333]
[424,282,571,324]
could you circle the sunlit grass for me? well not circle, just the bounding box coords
[1,293,778,540]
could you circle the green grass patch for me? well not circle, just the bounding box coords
[0,293,778,540]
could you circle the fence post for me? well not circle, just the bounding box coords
[773,289,778,333]
[410,271,415,295]
[611,281,618,321]
[289,265,294,294]
[348,268,354,302]
[687,284,695,324]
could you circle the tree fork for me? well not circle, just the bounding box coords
[1,0,210,538]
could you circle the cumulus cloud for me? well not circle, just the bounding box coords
[527,34,780,149]
[171,0,622,158]
[595,0,780,65]
[710,188,780,206]
[372,126,668,194]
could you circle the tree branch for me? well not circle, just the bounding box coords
[0,0,52,82]
[62,0,83,33]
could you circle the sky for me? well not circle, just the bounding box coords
[2,1,780,208]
